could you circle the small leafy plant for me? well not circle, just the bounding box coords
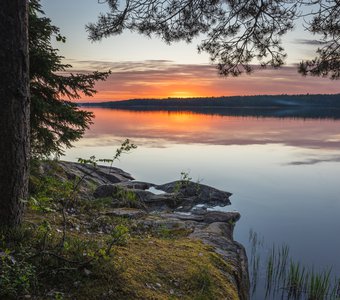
[173,171,192,195]
[106,225,130,255]
[173,171,203,200]
[0,249,36,298]
[78,138,137,171]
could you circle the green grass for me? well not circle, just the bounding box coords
[0,160,240,299]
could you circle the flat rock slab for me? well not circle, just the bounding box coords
[51,161,249,299]
[202,211,240,223]
[161,211,240,224]
[59,161,134,184]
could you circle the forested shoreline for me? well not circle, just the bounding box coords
[81,94,340,119]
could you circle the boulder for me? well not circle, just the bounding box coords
[157,181,232,209]
[94,180,232,212]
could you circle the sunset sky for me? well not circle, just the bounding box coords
[41,0,340,101]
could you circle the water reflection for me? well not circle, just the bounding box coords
[65,108,340,300]
[249,230,340,300]
[82,108,340,150]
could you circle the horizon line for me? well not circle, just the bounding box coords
[78,92,340,104]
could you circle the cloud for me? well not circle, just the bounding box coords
[287,155,340,165]
[294,39,324,46]
[60,59,340,101]
[64,59,178,72]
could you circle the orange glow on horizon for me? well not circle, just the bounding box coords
[80,108,340,151]
[75,64,340,102]
[81,79,221,102]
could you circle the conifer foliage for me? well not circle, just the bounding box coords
[30,0,110,157]
[88,0,340,79]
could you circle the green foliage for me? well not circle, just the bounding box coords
[77,139,139,208]
[78,139,137,169]
[29,0,110,157]
[29,175,73,212]
[249,230,340,299]
[173,171,202,200]
[180,171,192,185]
[173,171,192,195]
[112,185,139,207]
[188,266,215,300]
[29,162,75,215]
[88,0,340,78]
[286,262,306,299]
[7,158,239,299]
[77,155,98,167]
[80,197,113,212]
[306,269,332,300]
[99,138,138,165]
[0,251,36,299]
[156,224,172,239]
[151,223,193,240]
[109,225,130,247]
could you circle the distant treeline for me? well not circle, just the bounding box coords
[80,94,340,119]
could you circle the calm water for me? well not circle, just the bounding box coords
[64,108,340,299]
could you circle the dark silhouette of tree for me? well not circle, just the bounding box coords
[30,0,110,157]
[0,0,109,226]
[0,1,30,226]
[87,0,340,79]
[298,1,340,79]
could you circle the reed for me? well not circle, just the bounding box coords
[306,269,331,300]
[286,261,305,299]
[249,228,263,295]
[249,231,339,300]
[251,253,260,295]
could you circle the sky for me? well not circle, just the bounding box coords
[41,0,340,101]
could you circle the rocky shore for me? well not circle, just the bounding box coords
[54,161,250,299]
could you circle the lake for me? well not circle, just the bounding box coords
[64,107,340,299]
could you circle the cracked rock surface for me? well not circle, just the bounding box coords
[51,161,250,299]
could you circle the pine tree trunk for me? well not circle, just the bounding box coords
[0,0,30,226]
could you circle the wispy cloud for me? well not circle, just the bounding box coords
[287,155,340,165]
[294,39,325,46]
[67,59,175,72]
[61,59,340,101]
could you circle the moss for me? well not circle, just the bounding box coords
[5,161,241,299]
[8,218,239,299]
[73,238,239,300]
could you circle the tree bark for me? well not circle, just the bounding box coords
[0,0,30,226]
